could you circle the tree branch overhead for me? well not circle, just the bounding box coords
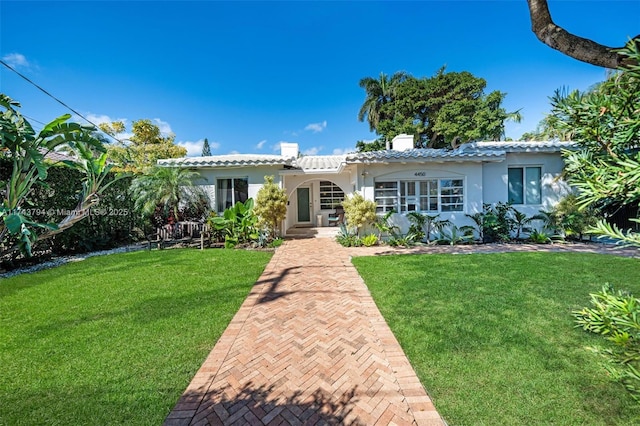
[527,0,639,69]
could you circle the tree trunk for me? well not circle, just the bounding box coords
[527,0,638,69]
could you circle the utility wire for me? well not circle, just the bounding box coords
[0,59,126,145]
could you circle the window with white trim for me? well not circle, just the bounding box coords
[216,177,248,211]
[508,167,541,205]
[374,181,398,213]
[319,181,345,210]
[374,179,464,213]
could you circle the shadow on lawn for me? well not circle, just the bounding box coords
[18,286,242,344]
[165,381,363,425]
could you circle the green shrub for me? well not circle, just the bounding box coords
[536,194,600,240]
[436,224,475,245]
[208,199,260,248]
[528,229,551,244]
[466,202,514,243]
[1,159,142,268]
[341,193,376,235]
[267,238,284,248]
[336,223,362,247]
[574,284,640,400]
[361,234,378,247]
[254,175,287,239]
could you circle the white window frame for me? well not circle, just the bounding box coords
[374,178,464,214]
[319,181,345,210]
[216,177,249,212]
[508,166,542,205]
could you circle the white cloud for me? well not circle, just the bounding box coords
[302,146,323,155]
[153,118,174,136]
[228,150,240,155]
[177,138,220,157]
[304,120,327,133]
[177,141,202,157]
[84,113,128,127]
[332,147,355,155]
[2,52,30,69]
[256,139,267,149]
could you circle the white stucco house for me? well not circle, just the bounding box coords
[158,134,575,236]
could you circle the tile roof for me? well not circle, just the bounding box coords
[345,148,505,163]
[158,154,296,168]
[296,155,346,172]
[157,141,574,170]
[42,149,77,163]
[466,141,577,152]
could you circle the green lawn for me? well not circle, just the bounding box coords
[0,249,272,425]
[353,252,640,426]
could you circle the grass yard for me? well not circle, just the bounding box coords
[0,248,272,425]
[353,252,640,426]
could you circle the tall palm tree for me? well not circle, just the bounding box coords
[358,71,408,133]
[130,166,207,221]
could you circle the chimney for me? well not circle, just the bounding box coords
[280,142,299,158]
[391,134,414,151]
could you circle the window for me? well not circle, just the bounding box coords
[319,181,345,210]
[216,178,248,211]
[508,167,541,205]
[374,181,398,213]
[374,178,464,213]
[440,179,464,212]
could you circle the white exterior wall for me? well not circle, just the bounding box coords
[187,150,571,237]
[482,152,571,217]
[359,162,486,234]
[195,166,285,212]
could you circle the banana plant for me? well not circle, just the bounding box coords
[1,94,120,256]
[209,199,260,248]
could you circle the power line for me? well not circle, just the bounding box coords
[0,59,126,145]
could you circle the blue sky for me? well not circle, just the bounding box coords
[1,1,638,157]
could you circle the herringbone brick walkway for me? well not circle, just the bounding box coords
[164,238,445,426]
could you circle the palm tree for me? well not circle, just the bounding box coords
[358,72,408,133]
[130,166,207,222]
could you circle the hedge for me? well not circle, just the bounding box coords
[1,158,146,268]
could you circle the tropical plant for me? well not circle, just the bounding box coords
[0,94,120,256]
[406,212,451,243]
[341,193,377,235]
[407,212,427,241]
[254,175,287,239]
[466,202,513,243]
[209,198,259,248]
[436,224,475,246]
[387,232,419,248]
[546,44,640,246]
[372,209,398,239]
[357,69,521,149]
[335,223,362,247]
[358,72,408,133]
[361,233,379,247]
[534,195,600,241]
[574,284,640,400]
[511,209,537,240]
[528,229,551,244]
[129,166,208,227]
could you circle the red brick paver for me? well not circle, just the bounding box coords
[164,238,445,426]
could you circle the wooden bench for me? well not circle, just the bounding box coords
[146,221,207,249]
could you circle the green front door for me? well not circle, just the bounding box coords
[297,187,310,222]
